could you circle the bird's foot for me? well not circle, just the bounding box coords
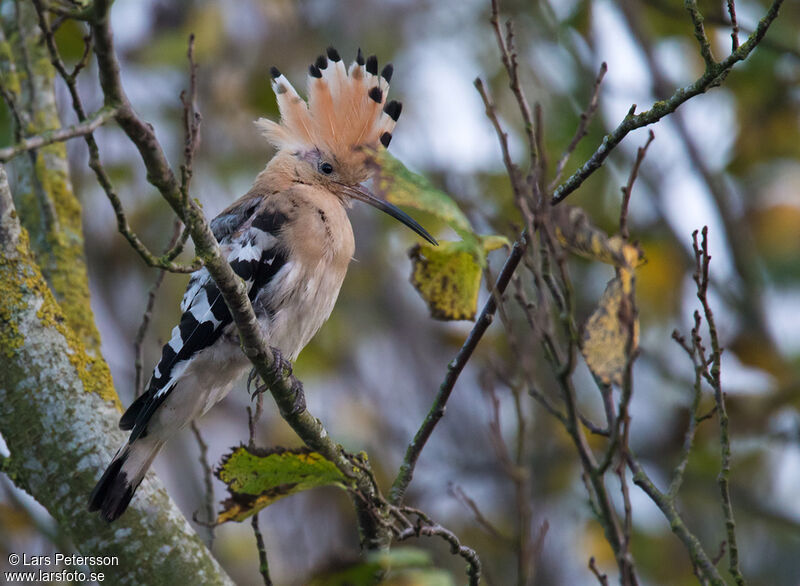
[247,367,269,400]
[270,346,293,378]
[289,379,307,415]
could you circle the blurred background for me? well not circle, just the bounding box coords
[1,0,799,584]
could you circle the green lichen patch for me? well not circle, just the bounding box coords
[0,228,119,407]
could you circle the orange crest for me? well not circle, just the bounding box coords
[256,47,402,158]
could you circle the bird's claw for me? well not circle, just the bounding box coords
[270,346,293,378]
[289,379,306,415]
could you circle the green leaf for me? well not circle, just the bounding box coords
[215,446,350,523]
[372,150,473,238]
[372,151,510,321]
[307,547,455,586]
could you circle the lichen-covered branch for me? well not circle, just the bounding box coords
[0,106,116,162]
[1,0,107,357]
[0,165,233,585]
[551,0,784,204]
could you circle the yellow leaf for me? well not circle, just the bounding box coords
[580,276,639,386]
[552,205,643,269]
[409,241,482,321]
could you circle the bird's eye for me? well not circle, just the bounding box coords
[320,162,334,175]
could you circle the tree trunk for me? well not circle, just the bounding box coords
[0,2,232,583]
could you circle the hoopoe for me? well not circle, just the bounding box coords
[89,47,435,522]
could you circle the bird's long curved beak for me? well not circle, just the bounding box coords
[340,184,438,246]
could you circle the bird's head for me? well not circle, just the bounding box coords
[256,47,436,245]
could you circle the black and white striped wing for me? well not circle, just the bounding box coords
[120,208,288,440]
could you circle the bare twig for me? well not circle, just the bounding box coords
[726,0,740,50]
[684,1,716,69]
[692,227,743,585]
[489,0,538,176]
[133,270,166,398]
[619,130,654,241]
[549,62,607,190]
[475,78,525,202]
[180,33,201,207]
[397,520,481,586]
[390,236,528,505]
[0,107,117,162]
[450,484,508,541]
[627,452,724,585]
[251,513,273,586]
[668,317,705,498]
[589,557,609,586]
[247,372,265,449]
[190,421,216,546]
[133,219,184,397]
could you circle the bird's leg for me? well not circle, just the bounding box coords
[268,346,306,415]
[247,349,305,414]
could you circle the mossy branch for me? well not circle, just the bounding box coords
[0,164,234,585]
[0,106,117,162]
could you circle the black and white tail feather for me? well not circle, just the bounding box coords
[88,209,288,521]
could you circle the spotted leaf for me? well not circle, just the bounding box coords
[215,446,350,523]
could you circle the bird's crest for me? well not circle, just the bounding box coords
[256,47,401,158]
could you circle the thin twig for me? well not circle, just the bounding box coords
[549,62,607,190]
[589,557,609,586]
[668,318,705,498]
[180,33,201,208]
[692,227,743,585]
[251,513,273,586]
[726,0,740,50]
[489,0,538,176]
[133,270,165,397]
[450,484,508,541]
[684,0,716,69]
[133,219,183,397]
[475,78,525,202]
[0,107,117,162]
[627,452,724,585]
[619,130,654,241]
[190,421,216,547]
[397,520,481,586]
[390,235,528,505]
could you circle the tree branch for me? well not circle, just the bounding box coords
[551,0,784,204]
[0,164,233,585]
[0,106,117,162]
[390,236,528,505]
